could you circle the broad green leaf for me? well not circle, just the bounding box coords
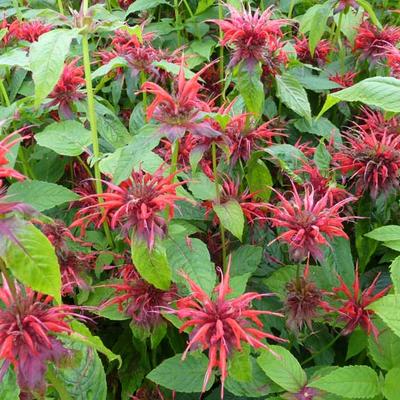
[390,256,400,294]
[152,60,196,79]
[346,328,367,360]
[35,120,91,156]
[383,368,400,400]
[6,181,78,212]
[367,295,400,339]
[29,29,78,107]
[188,172,216,200]
[319,77,400,116]
[266,144,307,171]
[126,0,169,15]
[294,117,340,140]
[214,199,245,241]
[313,141,331,171]
[165,237,216,295]
[236,63,264,119]
[276,73,311,120]
[0,363,19,400]
[147,352,215,393]
[257,345,307,393]
[96,110,132,149]
[55,341,107,400]
[190,39,215,60]
[67,320,121,366]
[246,157,273,201]
[195,0,214,14]
[365,225,400,242]
[308,2,332,56]
[0,48,30,69]
[5,223,61,303]
[308,366,380,398]
[229,344,252,382]
[357,0,382,29]
[91,56,128,79]
[230,245,263,276]
[131,237,171,290]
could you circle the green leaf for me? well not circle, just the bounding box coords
[346,328,368,360]
[91,56,128,79]
[96,110,132,149]
[319,77,400,116]
[308,366,380,398]
[266,144,307,172]
[35,120,92,156]
[126,0,169,15]
[383,368,400,400]
[313,141,331,171]
[0,48,30,69]
[367,295,400,339]
[55,341,107,400]
[6,180,78,212]
[257,345,307,393]
[276,73,311,120]
[230,245,263,276]
[67,320,121,366]
[188,172,216,200]
[308,2,331,56]
[152,60,196,79]
[390,256,400,295]
[165,237,216,295]
[246,157,273,201]
[190,39,215,60]
[229,344,252,382]
[29,29,77,107]
[0,363,20,400]
[214,199,244,241]
[131,237,171,290]
[294,117,339,140]
[357,0,382,29]
[236,63,264,119]
[147,352,215,393]
[365,225,400,242]
[5,223,61,304]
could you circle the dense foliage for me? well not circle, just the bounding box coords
[1,0,400,399]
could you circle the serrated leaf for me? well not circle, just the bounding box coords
[0,363,20,400]
[365,225,400,242]
[0,48,30,69]
[308,366,380,398]
[126,0,169,15]
[214,199,244,241]
[29,29,77,107]
[152,60,196,79]
[308,2,332,56]
[390,256,400,294]
[230,245,263,276]
[6,181,78,212]
[383,368,400,400]
[276,73,311,120]
[35,120,91,156]
[313,141,331,171]
[96,110,132,149]
[246,157,273,201]
[147,352,215,393]
[229,344,252,382]
[257,345,307,393]
[4,223,61,303]
[188,172,216,200]
[165,237,216,295]
[346,328,367,360]
[131,237,171,290]
[91,56,128,79]
[367,295,400,339]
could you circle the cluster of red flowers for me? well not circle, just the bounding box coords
[1,19,51,45]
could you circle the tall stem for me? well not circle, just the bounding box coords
[288,0,295,18]
[335,12,345,73]
[170,139,180,178]
[57,0,64,14]
[218,1,224,91]
[140,71,147,112]
[47,366,72,400]
[0,79,10,107]
[81,5,113,248]
[211,142,227,271]
[174,0,182,46]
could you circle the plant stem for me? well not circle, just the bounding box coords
[301,332,341,366]
[174,0,182,46]
[57,0,64,14]
[211,142,227,271]
[81,5,113,249]
[335,12,345,73]
[218,1,224,91]
[170,139,180,178]
[0,79,10,107]
[182,0,194,18]
[47,366,72,400]
[140,71,147,112]
[288,0,295,18]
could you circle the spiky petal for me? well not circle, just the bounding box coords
[0,132,27,186]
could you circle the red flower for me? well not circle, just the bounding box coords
[141,62,220,141]
[204,176,268,225]
[329,71,357,89]
[356,107,400,137]
[213,5,288,69]
[0,132,27,186]
[354,21,400,63]
[267,182,356,262]
[0,282,75,393]
[334,127,400,198]
[294,37,332,66]
[334,0,359,13]
[333,269,390,339]
[386,46,400,78]
[48,59,85,119]
[7,20,51,43]
[104,264,176,328]
[71,167,185,249]
[172,261,285,398]
[118,0,134,9]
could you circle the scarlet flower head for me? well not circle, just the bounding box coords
[105,264,176,328]
[294,37,332,66]
[0,132,27,186]
[213,5,288,69]
[141,62,220,141]
[172,261,285,398]
[333,269,390,339]
[48,59,85,119]
[7,20,52,43]
[334,127,400,199]
[72,167,185,249]
[357,107,400,137]
[0,282,75,394]
[354,21,400,63]
[329,71,357,89]
[387,46,400,78]
[267,182,356,262]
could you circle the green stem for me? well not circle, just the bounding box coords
[57,0,64,14]
[47,366,72,400]
[12,0,23,20]
[301,332,341,366]
[0,79,10,107]
[81,14,114,249]
[182,0,194,17]
[211,142,227,271]
[288,0,295,18]
[174,0,182,46]
[170,139,180,178]
[140,71,147,112]
[218,1,224,94]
